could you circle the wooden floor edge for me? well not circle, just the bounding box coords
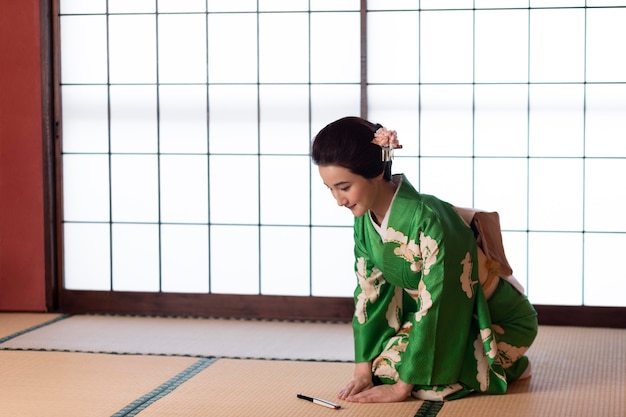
[534,304,626,328]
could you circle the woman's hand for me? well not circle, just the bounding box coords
[345,380,414,403]
[338,362,414,403]
[338,363,374,400]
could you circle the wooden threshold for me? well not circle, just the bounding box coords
[59,290,355,322]
[58,290,626,328]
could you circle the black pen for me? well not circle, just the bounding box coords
[297,393,341,409]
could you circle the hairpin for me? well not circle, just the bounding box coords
[372,127,402,162]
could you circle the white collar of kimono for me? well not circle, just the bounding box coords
[370,174,403,239]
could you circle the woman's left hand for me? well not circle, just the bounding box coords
[345,380,414,403]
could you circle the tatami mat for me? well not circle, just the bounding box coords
[0,350,201,417]
[0,312,64,340]
[131,326,625,417]
[136,358,423,417]
[437,325,626,417]
[0,314,354,361]
[1,314,624,416]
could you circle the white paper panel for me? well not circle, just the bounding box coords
[160,155,209,224]
[260,226,310,295]
[368,0,420,10]
[62,86,109,153]
[208,13,258,83]
[419,158,474,208]
[421,0,473,8]
[309,0,359,10]
[109,85,158,153]
[260,156,310,225]
[111,155,159,222]
[420,10,473,83]
[259,85,310,155]
[474,158,528,231]
[208,85,258,154]
[158,14,207,83]
[367,11,419,84]
[476,0,528,7]
[530,8,584,82]
[584,233,626,306]
[528,159,583,231]
[60,16,108,84]
[530,0,586,9]
[474,84,528,157]
[210,225,259,294]
[159,85,208,154]
[63,223,111,291]
[585,84,626,157]
[209,155,259,224]
[161,225,209,293]
[259,0,308,11]
[587,8,626,82]
[587,0,626,4]
[112,224,160,292]
[60,0,105,14]
[420,85,473,157]
[158,0,206,12]
[527,232,582,305]
[310,12,360,83]
[63,155,110,222]
[475,10,528,83]
[108,15,157,84]
[109,0,155,13]
[584,159,626,232]
[207,0,256,12]
[259,13,309,83]
[529,84,584,157]
[311,227,354,297]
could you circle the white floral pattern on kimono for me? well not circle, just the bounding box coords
[474,329,507,391]
[460,252,478,298]
[355,257,385,324]
[405,280,433,322]
[385,228,439,275]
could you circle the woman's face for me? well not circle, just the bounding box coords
[318,165,380,218]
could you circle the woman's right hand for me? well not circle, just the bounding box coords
[338,362,374,400]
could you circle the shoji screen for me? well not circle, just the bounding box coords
[59,0,626,307]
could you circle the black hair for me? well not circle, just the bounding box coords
[311,116,392,181]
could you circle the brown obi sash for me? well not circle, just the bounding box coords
[454,207,525,299]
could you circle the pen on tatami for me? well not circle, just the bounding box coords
[297,393,341,409]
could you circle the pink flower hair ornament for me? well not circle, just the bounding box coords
[372,127,402,162]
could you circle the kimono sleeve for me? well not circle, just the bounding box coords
[352,226,402,364]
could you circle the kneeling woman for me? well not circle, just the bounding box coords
[311,116,538,403]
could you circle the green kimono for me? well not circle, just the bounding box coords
[352,174,537,400]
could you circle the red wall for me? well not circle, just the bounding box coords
[0,0,47,311]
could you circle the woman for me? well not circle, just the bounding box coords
[311,116,538,403]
